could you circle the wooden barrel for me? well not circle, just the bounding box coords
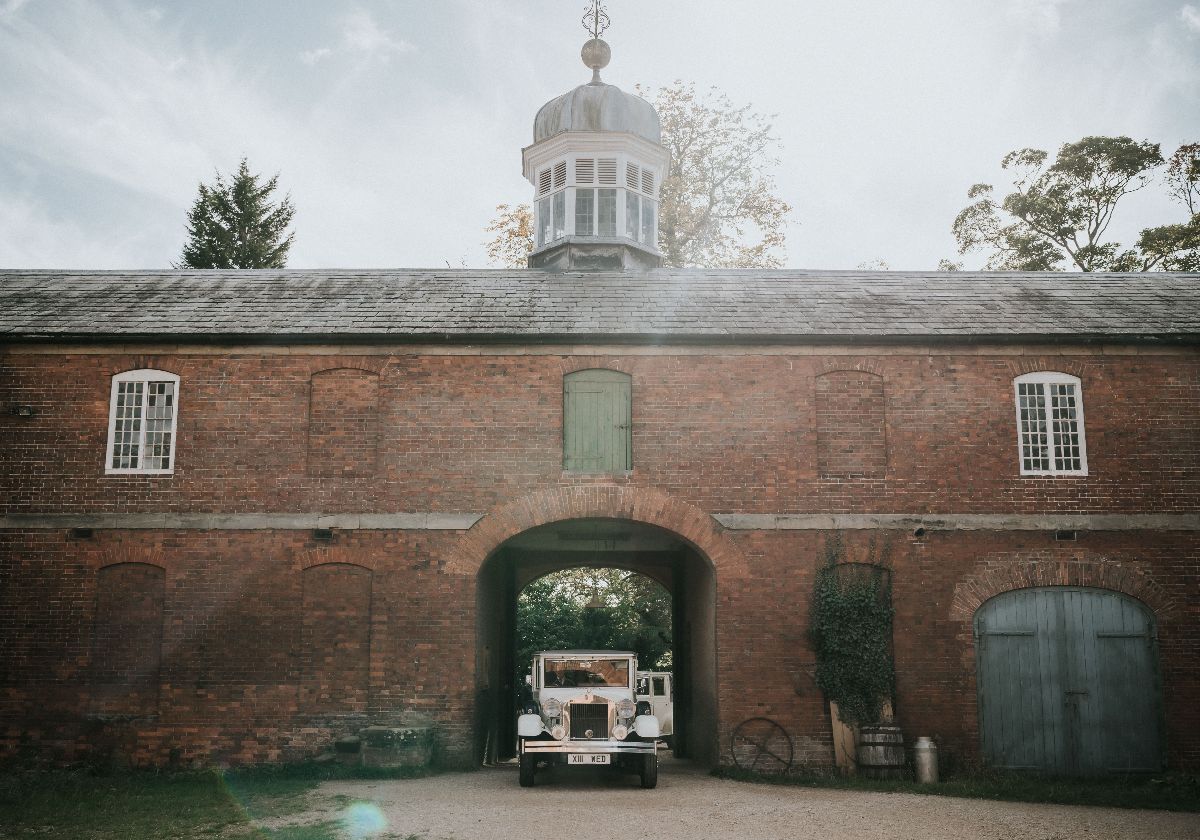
[857,725,906,779]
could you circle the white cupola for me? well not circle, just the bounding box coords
[522,22,670,272]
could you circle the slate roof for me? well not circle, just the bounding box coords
[1,269,1197,345]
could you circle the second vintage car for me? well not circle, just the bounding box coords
[517,650,661,788]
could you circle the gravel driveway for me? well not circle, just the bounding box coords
[303,758,1200,840]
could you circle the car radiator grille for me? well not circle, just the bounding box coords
[569,703,609,739]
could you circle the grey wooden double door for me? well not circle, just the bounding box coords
[975,587,1162,775]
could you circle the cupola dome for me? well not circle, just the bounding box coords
[521,28,670,273]
[533,81,661,145]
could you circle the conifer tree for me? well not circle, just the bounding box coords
[177,159,296,269]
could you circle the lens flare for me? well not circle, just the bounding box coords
[343,801,388,838]
[216,772,392,838]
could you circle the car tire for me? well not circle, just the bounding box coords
[639,752,658,789]
[519,753,536,787]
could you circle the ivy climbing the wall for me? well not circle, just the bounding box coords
[811,560,896,727]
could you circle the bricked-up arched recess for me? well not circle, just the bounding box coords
[307,369,379,477]
[299,563,372,714]
[815,370,887,479]
[90,563,165,716]
[452,485,748,577]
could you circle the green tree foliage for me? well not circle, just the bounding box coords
[953,136,1199,272]
[484,83,791,269]
[483,203,534,269]
[177,158,296,269]
[1120,142,1200,273]
[810,565,895,727]
[516,567,672,676]
[650,81,790,268]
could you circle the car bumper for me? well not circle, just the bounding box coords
[521,739,656,756]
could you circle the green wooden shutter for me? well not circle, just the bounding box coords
[563,369,631,473]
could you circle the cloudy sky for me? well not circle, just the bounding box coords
[0,0,1197,270]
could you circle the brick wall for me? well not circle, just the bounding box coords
[715,528,1200,772]
[5,525,1191,770]
[1,346,1197,770]
[3,350,1198,515]
[299,564,372,713]
[0,529,473,767]
[815,369,887,478]
[90,563,164,716]
[308,368,379,477]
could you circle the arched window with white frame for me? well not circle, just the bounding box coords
[1013,371,1088,476]
[105,369,180,474]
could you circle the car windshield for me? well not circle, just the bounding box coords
[543,658,630,688]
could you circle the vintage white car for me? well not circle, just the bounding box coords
[517,650,660,788]
[635,671,673,741]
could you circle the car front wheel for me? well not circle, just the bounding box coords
[519,753,536,787]
[639,752,657,789]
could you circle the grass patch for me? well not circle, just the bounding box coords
[0,762,439,839]
[711,766,1200,812]
[221,762,436,822]
[0,768,245,838]
[251,820,342,840]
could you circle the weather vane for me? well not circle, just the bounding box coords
[582,1,611,40]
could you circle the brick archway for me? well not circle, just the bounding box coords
[465,485,734,767]
[450,485,747,576]
[951,552,1175,623]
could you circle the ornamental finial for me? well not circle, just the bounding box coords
[580,1,612,84]
[582,0,610,39]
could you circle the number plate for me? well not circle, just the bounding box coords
[568,754,611,765]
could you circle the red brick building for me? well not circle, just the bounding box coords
[2,269,1198,773]
[2,41,1198,774]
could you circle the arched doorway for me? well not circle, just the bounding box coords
[476,517,718,765]
[975,587,1163,775]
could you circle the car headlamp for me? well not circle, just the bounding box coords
[617,698,636,719]
[550,724,567,740]
[611,723,629,740]
[542,697,563,718]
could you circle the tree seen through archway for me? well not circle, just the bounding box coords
[516,567,671,681]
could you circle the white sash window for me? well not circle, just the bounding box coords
[105,369,180,474]
[1014,372,1087,476]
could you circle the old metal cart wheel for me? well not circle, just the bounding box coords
[731,717,793,773]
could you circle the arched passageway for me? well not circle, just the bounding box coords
[476,518,718,765]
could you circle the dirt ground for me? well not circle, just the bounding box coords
[267,757,1200,840]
